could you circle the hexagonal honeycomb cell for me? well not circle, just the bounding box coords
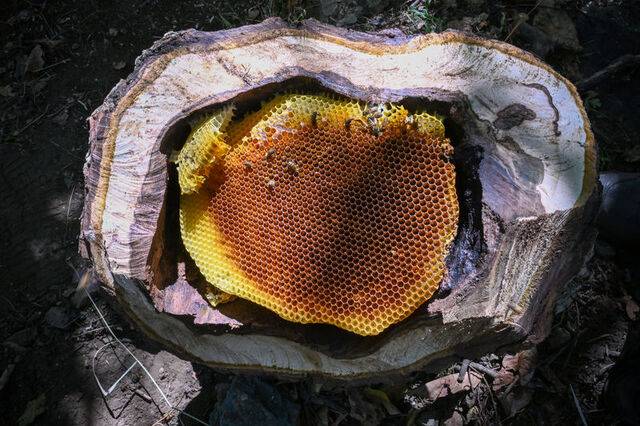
[177,93,458,336]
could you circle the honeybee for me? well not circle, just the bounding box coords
[363,102,386,136]
[311,111,318,128]
[344,118,355,130]
[405,114,418,130]
[265,147,277,160]
[286,159,299,175]
[367,116,382,136]
[440,144,454,162]
[266,179,276,190]
[345,117,368,132]
[243,160,254,170]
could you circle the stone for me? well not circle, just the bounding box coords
[532,8,581,51]
[514,22,554,58]
[599,172,640,246]
[209,376,300,426]
[44,306,72,329]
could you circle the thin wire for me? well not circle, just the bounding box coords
[92,341,138,396]
[85,289,209,426]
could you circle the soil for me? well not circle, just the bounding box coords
[1,0,639,425]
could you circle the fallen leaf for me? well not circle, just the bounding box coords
[30,79,47,94]
[25,44,44,73]
[18,393,46,426]
[628,145,640,163]
[33,38,63,49]
[0,85,15,97]
[624,295,639,320]
[52,108,69,125]
[421,372,482,401]
[494,348,538,390]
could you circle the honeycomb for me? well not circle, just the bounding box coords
[176,105,234,194]
[178,93,458,335]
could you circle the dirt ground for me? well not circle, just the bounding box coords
[1,0,639,425]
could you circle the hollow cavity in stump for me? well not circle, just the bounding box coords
[176,93,458,335]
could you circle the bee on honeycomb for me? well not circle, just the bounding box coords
[176,93,458,336]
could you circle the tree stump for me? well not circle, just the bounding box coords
[80,18,598,380]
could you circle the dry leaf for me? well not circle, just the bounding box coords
[421,372,482,401]
[0,85,15,97]
[25,44,44,73]
[17,393,46,426]
[624,295,639,320]
[52,108,69,125]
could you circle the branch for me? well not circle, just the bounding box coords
[577,54,640,91]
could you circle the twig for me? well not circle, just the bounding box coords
[65,184,76,240]
[469,362,499,379]
[0,295,26,320]
[134,388,153,403]
[0,364,16,392]
[80,325,105,336]
[577,54,640,91]
[480,373,501,425]
[457,359,471,383]
[570,384,588,426]
[13,109,48,136]
[37,58,71,72]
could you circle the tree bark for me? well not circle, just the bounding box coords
[80,18,598,380]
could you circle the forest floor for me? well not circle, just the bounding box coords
[1,0,639,425]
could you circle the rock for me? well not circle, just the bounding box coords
[513,22,554,58]
[44,306,72,329]
[364,0,390,14]
[318,0,338,18]
[599,172,640,246]
[532,8,581,52]
[247,8,260,20]
[337,12,359,26]
[209,376,300,426]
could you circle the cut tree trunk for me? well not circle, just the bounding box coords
[80,18,599,381]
